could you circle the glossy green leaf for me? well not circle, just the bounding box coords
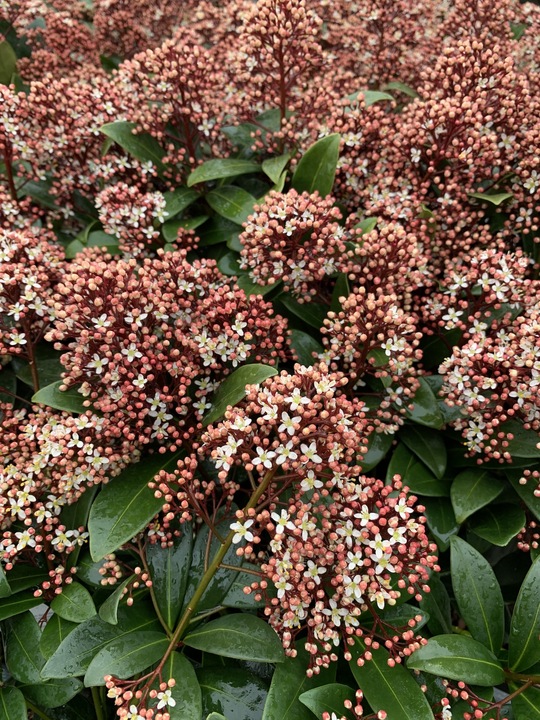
[420,574,452,636]
[146,525,193,629]
[206,715,228,720]
[377,604,430,632]
[5,611,45,683]
[236,275,279,297]
[50,582,96,623]
[13,357,63,389]
[217,250,241,276]
[87,230,120,251]
[41,602,161,679]
[262,649,335,720]
[0,563,11,598]
[355,216,378,234]
[399,426,447,479]
[0,40,17,85]
[184,614,284,663]
[262,154,290,184]
[331,273,350,313]
[84,631,169,687]
[510,682,540,719]
[469,191,514,206]
[22,678,83,708]
[207,187,257,225]
[384,81,419,98]
[386,444,450,496]
[198,216,241,246]
[40,615,78,659]
[498,420,540,458]
[199,667,268,720]
[404,377,444,429]
[509,557,540,671]
[507,470,540,521]
[361,431,394,472]
[279,295,327,330]
[5,565,48,594]
[470,505,526,546]
[0,687,26,720]
[423,498,459,551]
[188,159,261,186]
[98,576,132,625]
[291,134,340,197]
[163,215,208,242]
[221,564,267,610]
[289,329,323,366]
[163,187,199,218]
[0,590,43,620]
[450,537,504,653]
[349,638,434,719]
[88,452,180,561]
[203,365,278,427]
[101,121,167,174]
[361,90,395,106]
[299,684,356,720]
[152,652,202,720]
[32,380,87,414]
[450,469,505,523]
[408,635,505,686]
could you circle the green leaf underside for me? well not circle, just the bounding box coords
[509,557,540,671]
[407,634,505,686]
[203,365,278,426]
[450,537,504,653]
[98,576,132,625]
[184,614,284,663]
[84,631,169,686]
[0,687,26,720]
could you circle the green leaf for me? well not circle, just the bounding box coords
[507,469,540,521]
[509,557,540,671]
[384,81,419,98]
[404,378,444,429]
[349,639,435,720]
[469,191,514,206]
[361,90,395,106]
[262,649,335,720]
[0,368,17,404]
[4,565,47,594]
[0,687,26,720]
[40,615,78,659]
[299,684,356,720]
[163,187,199,218]
[289,329,323,366]
[32,380,87,414]
[199,217,242,247]
[450,469,505,524]
[361,431,394,472]
[50,582,96,623]
[221,564,267,610]
[510,682,540,719]
[203,365,278,427]
[22,678,83,708]
[331,273,350,313]
[420,574,452,636]
[407,635,505,686]
[101,121,167,174]
[163,215,209,242]
[0,40,17,85]
[98,576,132,625]
[0,591,43,620]
[84,630,169,687]
[88,452,180,561]
[399,426,447,479]
[386,444,450,496]
[42,604,161,679]
[184,614,284,663]
[152,652,202,720]
[423,498,459,551]
[470,505,525,546]
[291,134,340,197]
[450,537,504,653]
[5,612,45,683]
[279,295,327,330]
[87,230,120,251]
[0,563,11,598]
[146,525,193,629]
[188,159,261,187]
[207,187,257,225]
[498,420,540,458]
[217,250,241,276]
[510,21,527,40]
[237,275,280,297]
[199,667,268,720]
[13,356,63,389]
[377,604,430,632]
[262,154,290,184]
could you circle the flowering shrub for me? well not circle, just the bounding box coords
[0,1,539,720]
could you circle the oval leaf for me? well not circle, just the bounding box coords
[188,159,261,187]
[469,505,525,546]
[509,557,540,671]
[349,638,434,720]
[386,444,450,497]
[506,470,540,521]
[420,574,452,636]
[84,631,169,687]
[184,614,284,663]
[289,329,323,366]
[163,187,199,218]
[50,582,96,623]
[32,380,87,414]
[146,526,193,630]
[88,452,180,561]
[23,678,83,708]
[407,634,505,686]
[101,121,167,174]
[0,591,43,620]
[450,537,504,653]
[262,153,290,184]
[510,682,540,719]
[199,667,268,720]
[399,426,447,479]
[291,134,340,197]
[404,378,444,429]
[151,652,202,720]
[40,615,78,659]
[206,187,257,225]
[5,611,45,683]
[0,687,26,720]
[299,684,356,720]
[98,576,132,625]
[450,469,505,524]
[0,40,17,85]
[469,191,513,206]
[422,498,459,551]
[203,365,278,427]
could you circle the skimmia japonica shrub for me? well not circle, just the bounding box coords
[0,1,539,719]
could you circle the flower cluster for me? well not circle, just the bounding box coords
[239,189,348,301]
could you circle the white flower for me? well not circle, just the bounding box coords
[275,441,298,465]
[156,688,176,710]
[300,442,322,464]
[271,510,295,535]
[230,519,254,544]
[278,412,300,436]
[86,354,109,374]
[252,446,276,469]
[127,706,144,720]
